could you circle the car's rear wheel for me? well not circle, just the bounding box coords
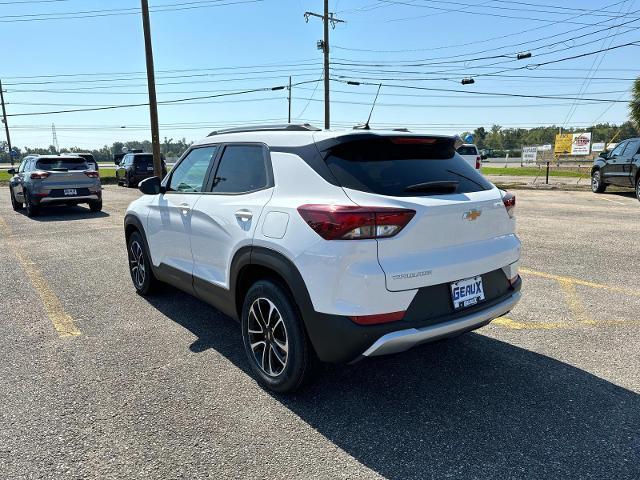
[591,170,606,193]
[127,231,158,295]
[89,200,102,212]
[241,280,313,393]
[10,187,22,211]
[126,174,134,188]
[24,191,39,217]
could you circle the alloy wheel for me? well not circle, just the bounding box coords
[591,172,600,192]
[129,240,146,288]
[247,297,289,377]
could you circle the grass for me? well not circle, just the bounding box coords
[481,166,588,178]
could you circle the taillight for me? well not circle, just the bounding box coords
[30,171,50,179]
[84,171,99,178]
[297,204,415,240]
[349,310,405,325]
[475,156,481,169]
[502,191,516,218]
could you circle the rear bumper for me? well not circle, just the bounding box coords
[37,194,99,204]
[361,290,520,358]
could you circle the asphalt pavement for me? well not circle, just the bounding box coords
[0,186,638,480]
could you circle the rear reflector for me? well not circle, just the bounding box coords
[349,311,405,325]
[84,171,99,178]
[30,171,50,179]
[297,204,415,240]
[502,191,516,218]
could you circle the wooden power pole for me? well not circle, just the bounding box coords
[0,80,13,166]
[140,0,163,179]
[304,3,344,130]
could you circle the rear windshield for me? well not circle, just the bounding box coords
[457,146,478,156]
[36,158,88,171]
[324,137,492,197]
[134,155,154,169]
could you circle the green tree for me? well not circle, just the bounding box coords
[631,77,640,129]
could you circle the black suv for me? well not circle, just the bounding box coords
[591,137,640,200]
[115,152,167,187]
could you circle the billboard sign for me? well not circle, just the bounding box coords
[554,134,573,154]
[571,132,591,155]
[521,146,538,163]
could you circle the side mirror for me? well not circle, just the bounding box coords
[114,159,121,166]
[139,176,164,195]
[7,168,16,175]
[598,151,608,159]
[480,154,488,160]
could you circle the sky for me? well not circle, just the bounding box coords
[2,0,639,149]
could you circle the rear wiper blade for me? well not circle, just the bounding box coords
[404,180,459,193]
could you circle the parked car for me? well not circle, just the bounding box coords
[123,125,521,392]
[75,152,98,171]
[591,137,640,200]
[456,143,482,170]
[116,152,167,187]
[8,154,102,217]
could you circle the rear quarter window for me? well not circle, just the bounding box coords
[324,137,492,197]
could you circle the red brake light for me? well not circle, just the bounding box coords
[390,137,437,145]
[502,191,516,218]
[475,156,481,169]
[349,310,405,325]
[84,171,99,178]
[30,171,50,179]
[297,205,415,240]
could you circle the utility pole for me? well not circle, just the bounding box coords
[304,3,345,130]
[140,0,163,179]
[287,76,292,123]
[0,80,13,166]
[51,124,59,153]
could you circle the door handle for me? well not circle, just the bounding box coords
[178,202,191,214]
[235,209,253,221]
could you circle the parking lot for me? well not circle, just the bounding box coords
[0,186,638,479]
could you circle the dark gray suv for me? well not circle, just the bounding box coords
[8,155,102,217]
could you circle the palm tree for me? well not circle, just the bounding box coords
[631,77,640,129]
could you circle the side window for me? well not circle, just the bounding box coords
[609,142,626,158]
[17,159,27,173]
[623,140,640,156]
[211,145,269,194]
[168,146,217,193]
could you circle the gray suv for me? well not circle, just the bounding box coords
[8,155,102,217]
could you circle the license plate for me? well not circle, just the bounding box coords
[64,188,77,196]
[147,167,154,171]
[451,276,485,310]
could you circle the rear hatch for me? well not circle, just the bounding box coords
[134,154,155,173]
[319,134,519,292]
[36,158,96,191]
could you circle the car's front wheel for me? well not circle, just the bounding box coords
[10,187,22,211]
[591,170,606,193]
[127,231,158,295]
[241,280,313,393]
[635,175,640,202]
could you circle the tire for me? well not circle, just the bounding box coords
[127,231,158,295]
[241,279,313,393]
[636,175,640,202]
[89,200,102,212]
[10,187,22,211]
[24,191,39,217]
[591,170,606,193]
[126,174,134,188]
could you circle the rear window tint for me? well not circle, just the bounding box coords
[36,158,88,171]
[325,138,492,197]
[457,146,478,156]
[134,155,154,169]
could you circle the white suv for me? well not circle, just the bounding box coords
[124,125,521,392]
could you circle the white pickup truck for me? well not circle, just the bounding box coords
[457,144,481,170]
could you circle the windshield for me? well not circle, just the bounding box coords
[36,158,88,171]
[324,137,492,197]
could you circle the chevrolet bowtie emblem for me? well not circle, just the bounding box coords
[463,209,482,221]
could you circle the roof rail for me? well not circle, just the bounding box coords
[207,123,320,137]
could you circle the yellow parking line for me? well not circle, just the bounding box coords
[520,268,640,297]
[557,279,594,325]
[0,217,80,337]
[493,317,566,330]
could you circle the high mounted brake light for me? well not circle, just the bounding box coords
[390,137,437,145]
[297,205,415,240]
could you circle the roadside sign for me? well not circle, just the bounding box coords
[554,134,573,154]
[539,144,552,151]
[592,142,606,152]
[571,132,591,155]
[521,146,537,163]
[10,149,18,158]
